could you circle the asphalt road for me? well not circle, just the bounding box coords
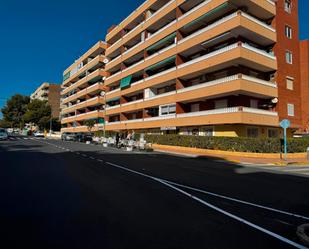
[1,136,309,249]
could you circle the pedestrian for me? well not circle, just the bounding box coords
[116,133,120,148]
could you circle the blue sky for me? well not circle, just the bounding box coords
[0,0,309,117]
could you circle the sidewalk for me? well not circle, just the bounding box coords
[152,145,309,166]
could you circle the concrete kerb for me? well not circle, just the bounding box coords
[297,224,309,246]
[150,144,309,166]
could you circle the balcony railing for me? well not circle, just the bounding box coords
[63,55,104,85]
[62,82,104,103]
[62,68,104,95]
[105,107,277,125]
[105,74,276,112]
[62,110,104,122]
[105,10,275,84]
[62,96,104,112]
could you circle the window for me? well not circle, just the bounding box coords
[285,25,292,39]
[287,103,295,116]
[215,99,228,109]
[268,129,279,138]
[285,0,291,13]
[160,104,176,116]
[250,99,258,109]
[285,51,293,64]
[286,77,294,90]
[247,127,259,138]
[191,103,200,112]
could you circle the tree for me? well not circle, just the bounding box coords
[84,119,96,132]
[0,119,12,128]
[23,99,51,125]
[1,94,30,128]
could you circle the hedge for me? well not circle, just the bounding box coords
[145,134,309,153]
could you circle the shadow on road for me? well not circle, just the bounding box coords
[0,140,309,249]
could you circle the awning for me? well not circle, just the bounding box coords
[146,32,176,52]
[63,71,70,82]
[145,55,176,72]
[98,118,105,124]
[183,3,229,29]
[106,97,120,103]
[120,75,132,89]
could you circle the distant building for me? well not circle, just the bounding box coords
[31,82,61,118]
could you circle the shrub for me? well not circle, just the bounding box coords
[145,134,309,153]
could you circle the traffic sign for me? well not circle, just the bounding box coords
[280,119,291,129]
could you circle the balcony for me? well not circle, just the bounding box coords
[105,106,278,130]
[62,82,105,104]
[105,41,276,98]
[61,110,105,124]
[63,55,105,86]
[61,123,105,133]
[105,0,275,71]
[62,68,106,96]
[105,11,276,85]
[62,96,105,115]
[105,74,277,116]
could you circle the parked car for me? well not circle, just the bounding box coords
[0,128,8,140]
[61,132,76,141]
[74,133,93,143]
[33,131,45,137]
[7,128,14,134]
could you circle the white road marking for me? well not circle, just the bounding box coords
[97,159,103,162]
[103,161,309,249]
[162,180,309,221]
[89,156,95,160]
[82,154,87,158]
[157,179,308,249]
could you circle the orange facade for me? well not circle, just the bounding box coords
[60,0,307,137]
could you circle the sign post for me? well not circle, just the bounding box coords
[280,119,291,161]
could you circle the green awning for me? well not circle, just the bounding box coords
[146,32,176,52]
[63,71,70,82]
[106,97,120,103]
[120,75,132,89]
[183,3,229,29]
[98,118,105,124]
[145,55,176,72]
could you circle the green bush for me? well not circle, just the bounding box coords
[145,134,309,153]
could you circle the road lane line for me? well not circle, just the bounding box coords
[163,180,309,221]
[104,162,309,221]
[157,179,308,249]
[104,161,308,248]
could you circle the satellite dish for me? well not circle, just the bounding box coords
[103,58,109,64]
[77,99,80,103]
[100,91,106,97]
[271,98,278,104]
[102,76,106,81]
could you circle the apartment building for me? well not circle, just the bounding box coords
[300,40,309,133]
[273,0,302,132]
[61,41,108,133]
[101,0,285,137]
[31,82,61,118]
